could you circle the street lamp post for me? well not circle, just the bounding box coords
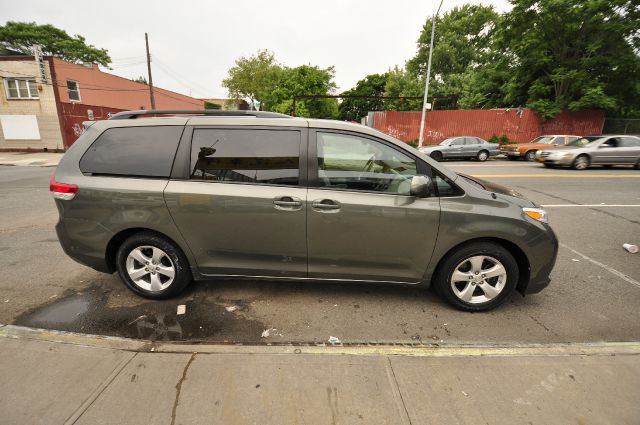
[418,0,444,148]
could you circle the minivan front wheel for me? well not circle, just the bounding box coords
[433,242,518,311]
[116,232,191,299]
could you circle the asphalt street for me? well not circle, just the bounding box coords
[1,161,639,344]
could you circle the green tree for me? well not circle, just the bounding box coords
[0,21,111,66]
[222,51,338,118]
[502,0,640,118]
[338,73,388,121]
[222,50,282,110]
[270,64,338,118]
[132,76,147,85]
[383,66,423,111]
[406,5,500,102]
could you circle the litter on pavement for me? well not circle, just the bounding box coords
[328,336,341,345]
[623,243,639,254]
[177,305,186,315]
[225,305,238,312]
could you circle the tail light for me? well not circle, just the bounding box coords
[50,174,78,200]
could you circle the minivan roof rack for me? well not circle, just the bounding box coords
[109,109,293,120]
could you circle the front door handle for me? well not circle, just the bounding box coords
[311,199,341,211]
[273,196,302,210]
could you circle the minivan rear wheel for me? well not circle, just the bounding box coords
[116,232,191,299]
[433,242,518,311]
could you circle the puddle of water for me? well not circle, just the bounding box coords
[24,295,90,324]
[14,287,265,342]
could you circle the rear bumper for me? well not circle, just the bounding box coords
[55,218,112,273]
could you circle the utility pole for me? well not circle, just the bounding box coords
[145,33,156,110]
[418,0,443,148]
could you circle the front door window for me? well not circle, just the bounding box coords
[316,132,417,195]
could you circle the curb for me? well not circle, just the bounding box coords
[2,324,640,357]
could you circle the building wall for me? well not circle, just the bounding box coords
[50,57,204,147]
[51,58,203,110]
[0,57,64,150]
[370,109,606,144]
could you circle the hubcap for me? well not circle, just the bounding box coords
[125,246,175,292]
[450,255,507,304]
[479,152,488,161]
[575,157,588,169]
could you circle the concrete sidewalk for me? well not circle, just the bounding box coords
[1,325,639,425]
[0,152,63,167]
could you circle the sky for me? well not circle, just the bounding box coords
[3,0,512,99]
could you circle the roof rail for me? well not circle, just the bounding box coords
[109,109,293,120]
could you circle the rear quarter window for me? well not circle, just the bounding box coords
[80,126,183,177]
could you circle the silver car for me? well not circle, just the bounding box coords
[419,136,500,162]
[537,135,640,169]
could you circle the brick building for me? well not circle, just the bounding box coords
[0,56,204,150]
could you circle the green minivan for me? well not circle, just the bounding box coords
[51,110,557,311]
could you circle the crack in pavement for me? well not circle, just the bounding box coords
[171,352,197,425]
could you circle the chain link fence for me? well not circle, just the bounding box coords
[602,118,640,135]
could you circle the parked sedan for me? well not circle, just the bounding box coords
[537,135,640,169]
[419,136,499,162]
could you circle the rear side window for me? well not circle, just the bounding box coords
[80,126,183,177]
[620,137,640,147]
[190,129,300,186]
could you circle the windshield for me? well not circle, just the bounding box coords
[568,138,591,147]
[531,136,554,144]
[439,138,454,146]
[583,137,611,147]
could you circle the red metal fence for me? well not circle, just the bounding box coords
[60,103,125,148]
[371,109,605,144]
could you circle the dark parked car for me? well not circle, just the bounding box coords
[51,110,557,311]
[419,137,500,162]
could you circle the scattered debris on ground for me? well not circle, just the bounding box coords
[328,336,341,345]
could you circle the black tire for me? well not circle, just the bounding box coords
[572,154,590,170]
[525,150,537,161]
[476,150,489,162]
[433,242,519,312]
[507,156,519,161]
[635,159,640,170]
[115,232,192,299]
[430,151,443,162]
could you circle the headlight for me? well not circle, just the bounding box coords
[523,207,548,223]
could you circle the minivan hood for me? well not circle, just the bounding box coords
[459,173,524,199]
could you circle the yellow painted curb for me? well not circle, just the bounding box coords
[1,325,639,358]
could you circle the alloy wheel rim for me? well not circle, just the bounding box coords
[575,157,588,169]
[125,245,175,292]
[450,255,507,304]
[479,152,488,161]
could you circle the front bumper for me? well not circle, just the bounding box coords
[521,226,558,295]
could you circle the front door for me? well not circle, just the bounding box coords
[164,127,308,277]
[307,130,440,283]
[592,137,623,164]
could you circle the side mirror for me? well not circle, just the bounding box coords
[410,175,433,198]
